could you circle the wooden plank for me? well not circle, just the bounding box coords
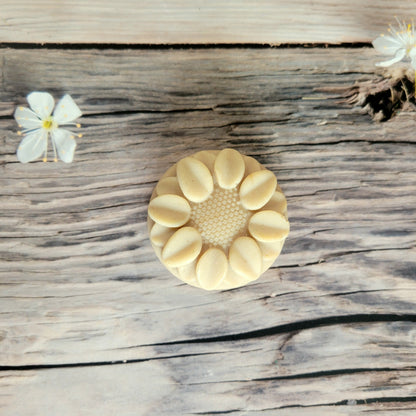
[0,46,415,413]
[1,47,415,364]
[1,324,416,415]
[0,1,416,44]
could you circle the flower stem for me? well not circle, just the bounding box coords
[51,137,58,162]
[43,132,48,162]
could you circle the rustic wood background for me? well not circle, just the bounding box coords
[1,3,416,416]
[1,0,416,44]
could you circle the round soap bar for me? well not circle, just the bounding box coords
[148,149,289,290]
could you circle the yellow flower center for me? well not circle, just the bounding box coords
[42,117,55,130]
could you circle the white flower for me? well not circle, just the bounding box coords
[372,18,416,68]
[14,91,82,163]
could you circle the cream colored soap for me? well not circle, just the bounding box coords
[196,248,228,290]
[248,210,290,242]
[258,239,284,261]
[239,170,277,210]
[177,157,214,203]
[214,148,245,189]
[229,236,262,281]
[156,176,183,196]
[148,149,289,290]
[243,155,263,176]
[162,226,202,268]
[193,150,217,173]
[262,191,287,215]
[148,194,190,227]
[150,222,176,247]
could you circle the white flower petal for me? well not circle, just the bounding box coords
[27,92,55,119]
[372,35,403,55]
[53,94,82,124]
[375,48,406,67]
[17,130,46,163]
[14,106,42,130]
[409,48,416,68]
[51,128,77,163]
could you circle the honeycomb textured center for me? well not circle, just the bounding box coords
[189,185,250,250]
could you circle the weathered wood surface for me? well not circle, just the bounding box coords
[0,47,416,414]
[0,1,416,44]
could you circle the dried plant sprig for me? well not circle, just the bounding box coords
[372,18,416,95]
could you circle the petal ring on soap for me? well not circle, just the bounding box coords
[148,149,289,290]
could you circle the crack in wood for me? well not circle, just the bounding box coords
[277,331,298,353]
[252,367,416,382]
[2,316,416,373]
[328,288,414,297]
[190,394,416,414]
[185,367,416,386]
[145,314,416,346]
[0,43,374,51]
[277,395,416,409]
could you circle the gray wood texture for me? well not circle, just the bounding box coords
[1,47,416,415]
[0,1,416,44]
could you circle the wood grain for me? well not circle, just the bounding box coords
[2,324,416,415]
[0,0,416,44]
[0,47,416,414]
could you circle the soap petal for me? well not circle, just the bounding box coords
[243,155,263,176]
[162,227,202,268]
[177,157,214,203]
[248,210,290,242]
[214,148,245,189]
[150,223,177,247]
[257,240,284,261]
[196,248,228,290]
[161,164,177,179]
[239,170,277,210]
[193,150,217,173]
[220,268,249,289]
[262,191,287,215]
[178,260,198,284]
[229,236,262,281]
[156,176,183,196]
[148,194,191,227]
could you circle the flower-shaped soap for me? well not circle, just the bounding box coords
[148,149,289,290]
